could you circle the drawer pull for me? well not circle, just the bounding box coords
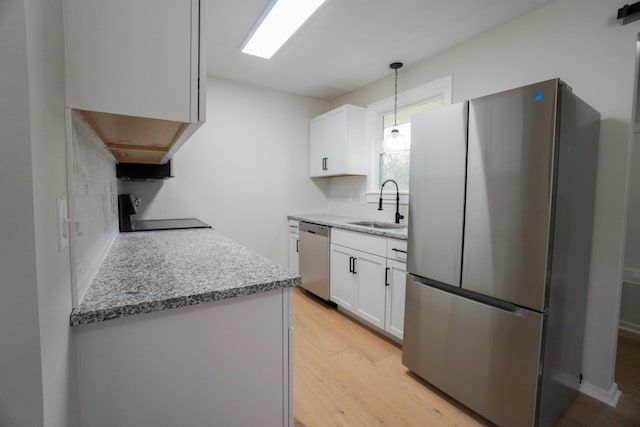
[392,248,407,254]
[349,257,358,274]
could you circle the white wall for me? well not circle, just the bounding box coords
[327,175,409,223]
[120,77,331,265]
[624,133,640,278]
[622,129,640,330]
[0,0,76,425]
[0,1,45,425]
[25,0,77,424]
[330,0,635,403]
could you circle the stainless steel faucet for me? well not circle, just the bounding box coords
[378,179,404,224]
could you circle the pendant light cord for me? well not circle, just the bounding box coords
[394,67,398,128]
[389,62,403,128]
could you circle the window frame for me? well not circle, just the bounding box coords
[365,75,453,196]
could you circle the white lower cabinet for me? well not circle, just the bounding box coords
[288,220,299,274]
[74,289,293,427]
[353,249,387,329]
[385,259,407,340]
[330,245,357,311]
[329,229,407,341]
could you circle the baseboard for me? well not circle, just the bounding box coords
[619,321,640,335]
[579,381,622,408]
[619,326,640,342]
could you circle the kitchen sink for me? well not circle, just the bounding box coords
[348,220,406,229]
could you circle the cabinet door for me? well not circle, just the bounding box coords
[385,259,407,340]
[353,249,386,329]
[64,0,198,122]
[309,116,327,177]
[288,234,299,274]
[330,245,357,311]
[324,108,348,174]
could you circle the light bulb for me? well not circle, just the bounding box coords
[383,128,408,152]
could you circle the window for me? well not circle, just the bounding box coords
[367,76,452,194]
[379,97,443,190]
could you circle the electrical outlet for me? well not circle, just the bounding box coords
[57,198,69,251]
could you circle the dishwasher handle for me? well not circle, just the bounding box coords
[299,221,329,237]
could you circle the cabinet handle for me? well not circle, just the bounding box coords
[352,257,357,275]
[392,248,407,254]
[296,240,299,253]
[348,256,354,273]
[385,267,390,286]
[322,157,328,171]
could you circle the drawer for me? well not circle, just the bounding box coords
[288,219,299,235]
[331,228,387,257]
[387,238,408,262]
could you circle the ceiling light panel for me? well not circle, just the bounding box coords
[241,0,326,59]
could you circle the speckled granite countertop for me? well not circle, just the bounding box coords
[287,213,408,240]
[70,229,300,326]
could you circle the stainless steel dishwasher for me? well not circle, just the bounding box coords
[298,222,330,300]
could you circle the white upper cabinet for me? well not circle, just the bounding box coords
[63,0,206,164]
[309,105,368,177]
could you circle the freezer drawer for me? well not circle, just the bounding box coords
[403,275,544,427]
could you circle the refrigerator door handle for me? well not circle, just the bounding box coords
[409,274,530,318]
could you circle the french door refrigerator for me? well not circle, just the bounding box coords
[402,79,600,427]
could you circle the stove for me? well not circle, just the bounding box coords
[128,218,211,232]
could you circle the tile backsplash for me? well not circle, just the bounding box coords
[71,111,118,302]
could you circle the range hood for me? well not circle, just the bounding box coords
[116,160,173,181]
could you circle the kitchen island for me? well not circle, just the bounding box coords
[71,229,298,427]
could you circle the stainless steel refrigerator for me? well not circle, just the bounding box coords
[402,79,600,427]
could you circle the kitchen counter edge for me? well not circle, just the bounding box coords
[70,229,300,327]
[287,214,408,240]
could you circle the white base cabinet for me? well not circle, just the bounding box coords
[353,249,387,329]
[74,289,293,427]
[385,259,407,340]
[288,220,299,274]
[330,245,357,311]
[330,229,407,341]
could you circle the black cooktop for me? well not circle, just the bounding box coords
[129,218,211,232]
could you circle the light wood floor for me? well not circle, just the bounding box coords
[293,288,640,427]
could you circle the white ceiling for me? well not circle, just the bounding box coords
[207,0,553,101]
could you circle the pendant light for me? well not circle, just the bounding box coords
[382,62,408,152]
